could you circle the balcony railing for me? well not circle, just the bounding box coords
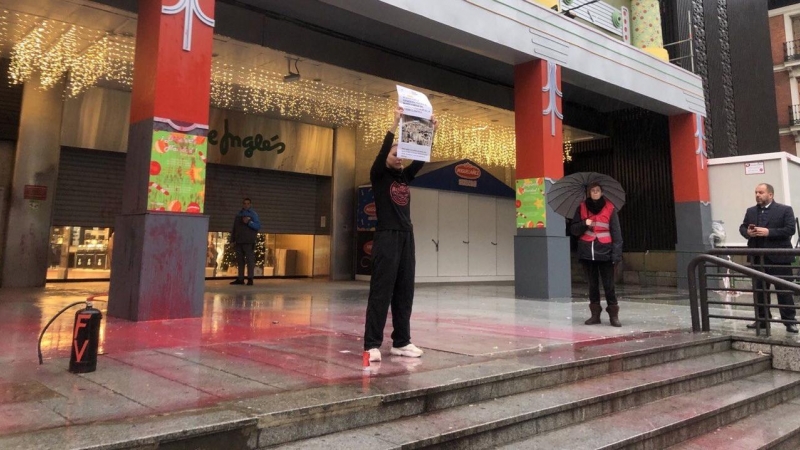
[790,105,800,127]
[784,39,800,62]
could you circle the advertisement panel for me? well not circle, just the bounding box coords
[147,131,206,213]
[515,177,547,229]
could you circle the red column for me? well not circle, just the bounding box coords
[123,0,215,214]
[131,0,214,125]
[109,0,215,321]
[512,59,571,299]
[669,113,709,203]
[514,59,564,182]
[669,112,711,289]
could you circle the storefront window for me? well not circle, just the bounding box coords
[209,232,315,277]
[48,227,318,280]
[47,226,112,280]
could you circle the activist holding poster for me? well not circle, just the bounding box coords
[363,104,438,362]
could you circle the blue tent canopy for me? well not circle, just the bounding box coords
[410,159,514,198]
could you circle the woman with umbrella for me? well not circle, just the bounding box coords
[569,181,623,327]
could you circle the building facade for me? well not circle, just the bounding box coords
[770,0,800,154]
[0,0,710,315]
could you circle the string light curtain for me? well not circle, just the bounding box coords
[1,10,516,167]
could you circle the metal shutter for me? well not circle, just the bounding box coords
[53,147,125,227]
[205,163,324,234]
[53,152,325,233]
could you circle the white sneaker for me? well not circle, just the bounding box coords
[367,348,382,362]
[390,344,424,358]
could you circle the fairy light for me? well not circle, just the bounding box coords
[102,35,135,88]
[9,20,53,84]
[67,36,107,97]
[210,61,235,109]
[563,139,573,163]
[0,11,518,167]
[205,66,517,167]
[39,25,77,88]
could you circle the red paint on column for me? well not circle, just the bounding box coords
[514,59,564,180]
[669,113,710,203]
[131,0,215,125]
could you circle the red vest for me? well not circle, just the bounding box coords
[580,201,614,244]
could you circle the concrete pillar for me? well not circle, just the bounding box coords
[108,0,215,321]
[513,59,571,299]
[1,75,64,287]
[670,113,711,289]
[331,127,356,281]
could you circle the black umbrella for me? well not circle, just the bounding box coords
[547,172,625,218]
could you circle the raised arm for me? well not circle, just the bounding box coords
[370,107,403,180]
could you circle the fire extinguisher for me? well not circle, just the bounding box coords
[68,301,103,373]
[37,295,107,371]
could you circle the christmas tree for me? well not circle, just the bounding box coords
[220,233,236,271]
[255,233,266,268]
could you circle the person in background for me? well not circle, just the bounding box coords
[107,229,114,270]
[230,198,261,286]
[363,106,437,362]
[570,182,623,327]
[739,183,797,333]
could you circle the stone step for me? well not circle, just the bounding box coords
[271,350,770,449]
[666,399,800,450]
[496,370,800,450]
[0,333,733,450]
[253,333,731,447]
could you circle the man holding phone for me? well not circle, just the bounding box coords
[739,183,797,333]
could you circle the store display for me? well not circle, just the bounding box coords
[47,227,313,280]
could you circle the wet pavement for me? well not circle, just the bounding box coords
[0,279,793,445]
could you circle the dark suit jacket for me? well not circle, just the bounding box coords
[739,202,796,264]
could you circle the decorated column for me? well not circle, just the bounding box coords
[670,113,711,289]
[513,59,571,299]
[630,0,669,61]
[108,0,215,321]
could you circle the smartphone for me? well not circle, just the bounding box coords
[748,224,755,230]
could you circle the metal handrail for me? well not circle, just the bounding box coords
[687,249,800,336]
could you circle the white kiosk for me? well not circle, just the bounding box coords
[708,152,800,247]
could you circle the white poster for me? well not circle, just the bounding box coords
[396,85,434,162]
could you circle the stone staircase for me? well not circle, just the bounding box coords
[266,334,800,450]
[7,333,800,449]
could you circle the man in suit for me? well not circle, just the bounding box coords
[739,183,798,333]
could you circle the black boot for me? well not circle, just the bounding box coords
[606,304,621,327]
[585,303,602,325]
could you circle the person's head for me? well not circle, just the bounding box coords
[755,183,774,206]
[386,143,403,170]
[587,182,603,201]
[242,198,252,210]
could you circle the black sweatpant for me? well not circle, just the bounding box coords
[364,230,415,350]
[235,243,255,281]
[582,260,617,306]
[753,263,796,322]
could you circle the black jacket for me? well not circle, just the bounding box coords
[570,202,623,263]
[739,202,796,264]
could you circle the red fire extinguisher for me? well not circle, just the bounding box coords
[69,301,103,373]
